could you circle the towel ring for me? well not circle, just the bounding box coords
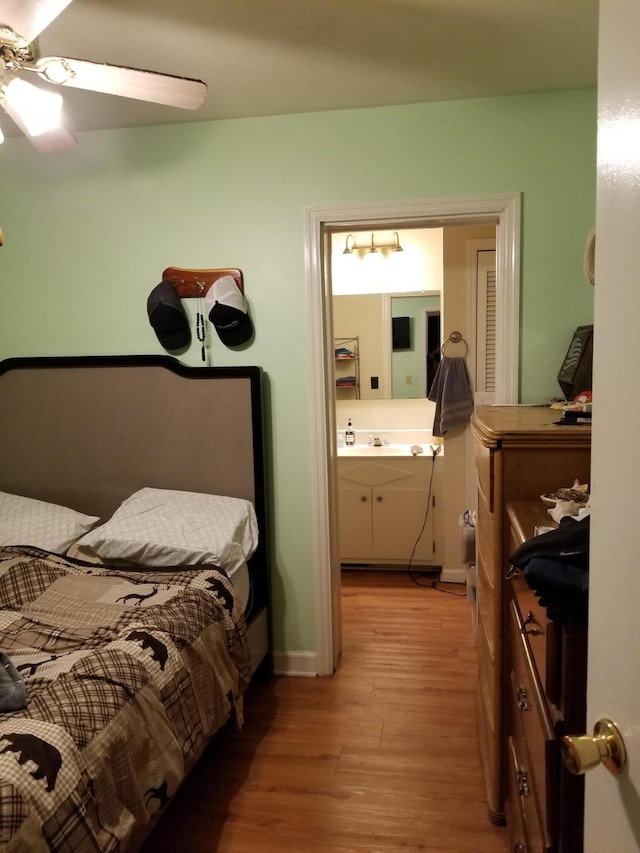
[441,331,468,357]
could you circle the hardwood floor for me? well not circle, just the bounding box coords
[142,571,510,852]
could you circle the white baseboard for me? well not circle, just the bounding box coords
[272,651,319,677]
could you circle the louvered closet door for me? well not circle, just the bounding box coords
[475,249,497,404]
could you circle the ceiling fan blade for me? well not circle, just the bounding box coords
[0,0,73,44]
[36,56,208,110]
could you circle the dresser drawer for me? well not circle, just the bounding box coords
[477,680,504,824]
[476,555,496,656]
[506,735,552,852]
[477,615,498,720]
[476,499,496,572]
[509,572,550,693]
[510,600,557,845]
[505,735,528,852]
[475,441,494,512]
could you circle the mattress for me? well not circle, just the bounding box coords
[229,560,250,614]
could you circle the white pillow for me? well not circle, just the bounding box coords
[73,487,258,572]
[0,491,100,554]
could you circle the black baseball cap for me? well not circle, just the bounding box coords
[147,280,191,350]
[204,275,253,347]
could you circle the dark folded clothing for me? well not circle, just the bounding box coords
[509,514,590,570]
[523,556,588,610]
[509,514,590,610]
[0,652,27,713]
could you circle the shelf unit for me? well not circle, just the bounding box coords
[334,337,360,398]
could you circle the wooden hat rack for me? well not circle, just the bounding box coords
[162,267,244,299]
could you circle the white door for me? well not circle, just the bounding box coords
[584,2,640,850]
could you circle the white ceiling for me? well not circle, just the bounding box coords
[7,0,600,136]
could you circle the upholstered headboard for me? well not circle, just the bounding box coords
[0,357,268,606]
[0,355,263,513]
[0,355,268,609]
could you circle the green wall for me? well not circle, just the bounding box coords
[0,89,596,659]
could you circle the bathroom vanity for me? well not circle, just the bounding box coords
[337,446,443,568]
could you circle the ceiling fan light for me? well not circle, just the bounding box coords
[4,78,63,136]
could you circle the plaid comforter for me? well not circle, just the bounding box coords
[0,546,251,852]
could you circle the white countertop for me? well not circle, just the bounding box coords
[337,444,443,458]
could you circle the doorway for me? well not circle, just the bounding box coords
[304,193,521,675]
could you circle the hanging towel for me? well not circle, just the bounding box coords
[428,355,474,437]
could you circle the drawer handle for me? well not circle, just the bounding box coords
[516,685,529,711]
[520,610,540,636]
[513,845,525,853]
[516,769,530,797]
[376,496,383,502]
[360,496,367,503]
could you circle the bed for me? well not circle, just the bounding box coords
[0,355,269,852]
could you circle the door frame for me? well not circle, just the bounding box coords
[304,193,521,675]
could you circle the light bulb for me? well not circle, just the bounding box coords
[4,78,63,137]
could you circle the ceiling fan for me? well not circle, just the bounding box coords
[0,0,207,151]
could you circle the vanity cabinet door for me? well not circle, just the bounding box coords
[338,486,373,560]
[372,487,434,562]
[338,484,437,564]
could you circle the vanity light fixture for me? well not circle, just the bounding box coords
[343,234,356,254]
[342,232,404,255]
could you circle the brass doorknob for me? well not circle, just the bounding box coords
[561,718,627,776]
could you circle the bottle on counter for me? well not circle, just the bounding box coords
[345,418,356,446]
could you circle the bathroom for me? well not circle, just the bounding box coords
[330,223,496,584]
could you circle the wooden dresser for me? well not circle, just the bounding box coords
[470,406,591,830]
[506,502,587,852]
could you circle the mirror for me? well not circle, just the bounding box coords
[333,292,441,400]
